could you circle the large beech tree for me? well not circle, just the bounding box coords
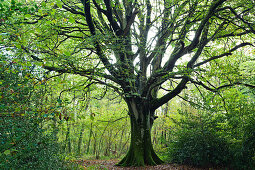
[1,0,255,166]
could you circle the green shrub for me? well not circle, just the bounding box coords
[0,54,66,169]
[230,116,255,169]
[167,110,230,167]
[167,106,255,169]
[242,117,255,166]
[0,115,65,169]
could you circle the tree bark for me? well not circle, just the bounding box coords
[86,122,93,154]
[77,123,85,155]
[117,99,164,166]
[162,102,169,146]
[63,120,72,153]
[67,121,72,153]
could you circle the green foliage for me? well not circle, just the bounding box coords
[0,53,66,169]
[166,87,255,169]
[0,54,34,114]
[0,0,254,167]
[0,115,65,169]
[230,115,255,169]
[167,110,230,167]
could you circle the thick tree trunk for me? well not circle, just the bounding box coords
[117,99,164,166]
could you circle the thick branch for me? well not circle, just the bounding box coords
[82,0,120,81]
[103,0,123,36]
[22,45,119,84]
[151,76,189,110]
[62,5,85,17]
[123,8,139,36]
[92,0,107,14]
[185,0,226,52]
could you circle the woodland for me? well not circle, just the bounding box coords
[0,0,255,169]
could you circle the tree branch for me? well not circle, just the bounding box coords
[194,42,254,67]
[103,0,123,36]
[190,79,255,92]
[151,76,189,110]
[185,0,226,52]
[81,0,120,81]
[223,6,255,34]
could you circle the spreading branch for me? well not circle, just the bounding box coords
[194,42,254,67]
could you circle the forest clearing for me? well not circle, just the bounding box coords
[0,0,255,169]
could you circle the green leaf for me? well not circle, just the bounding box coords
[90,113,95,121]
[56,0,62,8]
[69,16,75,23]
[57,98,62,104]
[41,1,46,7]
[4,150,11,155]
[51,8,56,15]
[25,14,31,18]
[15,44,21,49]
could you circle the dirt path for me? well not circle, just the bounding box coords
[73,159,224,170]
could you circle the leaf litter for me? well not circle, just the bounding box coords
[73,159,226,170]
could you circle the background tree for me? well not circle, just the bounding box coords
[1,0,255,166]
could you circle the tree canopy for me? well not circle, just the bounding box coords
[1,0,255,166]
[1,0,254,105]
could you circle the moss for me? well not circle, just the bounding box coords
[116,115,164,167]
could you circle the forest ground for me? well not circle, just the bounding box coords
[72,159,226,170]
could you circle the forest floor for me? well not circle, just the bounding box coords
[73,159,226,170]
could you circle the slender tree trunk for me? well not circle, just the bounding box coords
[117,99,164,166]
[77,123,85,155]
[93,132,99,159]
[86,122,93,154]
[104,130,112,156]
[118,126,125,155]
[118,133,130,157]
[65,121,71,153]
[162,102,169,145]
[66,121,72,153]
[153,126,157,145]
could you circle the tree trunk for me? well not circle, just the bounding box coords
[86,122,93,154]
[77,123,85,155]
[117,99,164,166]
[63,121,71,153]
[66,121,72,153]
[162,102,169,146]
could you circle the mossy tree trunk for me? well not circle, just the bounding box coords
[117,98,164,166]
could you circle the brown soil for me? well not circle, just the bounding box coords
[73,159,226,170]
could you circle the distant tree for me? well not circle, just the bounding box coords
[1,0,255,166]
